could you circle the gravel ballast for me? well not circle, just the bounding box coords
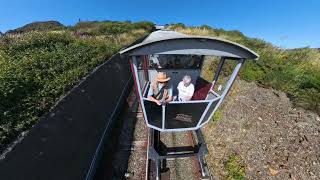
[203,80,320,179]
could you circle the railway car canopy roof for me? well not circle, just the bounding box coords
[120,30,259,60]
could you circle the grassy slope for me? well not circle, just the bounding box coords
[0,21,154,150]
[169,24,320,114]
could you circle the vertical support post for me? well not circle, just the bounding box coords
[130,56,149,125]
[205,57,225,100]
[153,129,161,180]
[130,58,140,102]
[206,59,245,122]
[147,129,160,180]
[196,129,209,178]
[221,59,245,97]
[156,159,161,180]
[162,105,165,130]
[210,57,225,91]
[195,129,208,155]
[143,55,149,81]
[198,155,206,177]
[200,57,225,127]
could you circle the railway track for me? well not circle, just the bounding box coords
[146,131,212,180]
[125,90,213,180]
[95,89,212,179]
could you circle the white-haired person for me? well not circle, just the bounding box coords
[177,75,195,101]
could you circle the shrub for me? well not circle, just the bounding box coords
[213,109,222,122]
[226,154,246,180]
[73,21,154,36]
[6,21,66,34]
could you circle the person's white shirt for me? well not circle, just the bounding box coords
[177,81,194,101]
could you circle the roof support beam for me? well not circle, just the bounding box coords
[202,59,244,125]
[207,57,225,98]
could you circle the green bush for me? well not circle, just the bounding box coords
[6,21,66,34]
[213,109,222,122]
[226,154,246,180]
[168,23,186,29]
[73,21,154,36]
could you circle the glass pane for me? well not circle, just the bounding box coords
[165,102,209,129]
[136,56,144,70]
[136,56,146,91]
[144,100,162,129]
[137,70,146,91]
[201,99,219,125]
[149,55,202,69]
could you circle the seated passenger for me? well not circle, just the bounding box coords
[177,75,195,101]
[148,72,173,105]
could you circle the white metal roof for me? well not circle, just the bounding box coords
[142,30,188,43]
[120,30,259,60]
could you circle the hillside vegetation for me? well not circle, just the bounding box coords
[0,21,154,150]
[6,21,67,34]
[169,24,320,114]
[1,21,319,153]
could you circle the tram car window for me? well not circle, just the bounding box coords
[135,56,148,92]
[147,54,202,97]
[148,55,202,69]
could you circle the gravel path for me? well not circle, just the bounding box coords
[203,80,320,179]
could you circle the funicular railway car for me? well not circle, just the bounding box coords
[120,30,259,179]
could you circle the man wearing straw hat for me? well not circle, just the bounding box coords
[147,72,173,106]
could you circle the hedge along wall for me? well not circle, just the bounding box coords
[0,53,133,180]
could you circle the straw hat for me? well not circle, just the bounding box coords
[156,72,171,82]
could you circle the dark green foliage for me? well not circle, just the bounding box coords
[73,20,154,36]
[213,109,222,122]
[169,23,186,29]
[240,47,320,113]
[199,25,213,30]
[6,21,66,34]
[241,44,320,113]
[226,154,246,180]
[0,22,152,150]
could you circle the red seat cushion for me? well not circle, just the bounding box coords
[192,83,211,100]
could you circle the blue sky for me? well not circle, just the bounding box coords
[1,0,319,48]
